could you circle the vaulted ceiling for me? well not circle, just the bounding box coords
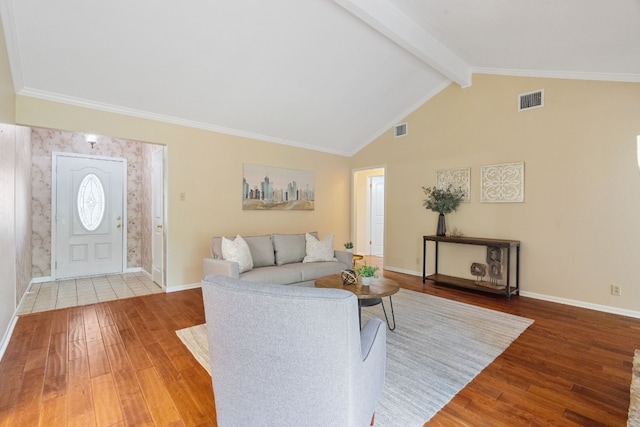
[2,0,639,156]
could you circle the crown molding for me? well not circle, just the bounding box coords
[473,67,640,83]
[17,88,352,157]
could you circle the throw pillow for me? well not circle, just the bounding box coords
[243,235,276,267]
[221,235,253,273]
[303,233,337,263]
[272,233,307,266]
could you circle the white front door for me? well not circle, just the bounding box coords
[151,146,165,288]
[53,153,126,279]
[369,175,385,256]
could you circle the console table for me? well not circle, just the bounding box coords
[422,235,520,300]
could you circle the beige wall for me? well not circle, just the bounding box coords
[10,74,640,312]
[352,74,640,311]
[15,97,352,289]
[0,18,15,123]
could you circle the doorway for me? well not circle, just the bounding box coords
[353,167,385,258]
[151,146,166,289]
[369,175,384,256]
[52,152,127,279]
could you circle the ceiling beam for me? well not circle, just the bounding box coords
[335,0,472,88]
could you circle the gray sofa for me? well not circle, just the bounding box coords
[201,274,386,426]
[202,232,352,286]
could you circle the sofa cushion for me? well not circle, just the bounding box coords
[273,232,318,266]
[303,233,337,263]
[221,235,253,273]
[244,235,275,268]
[240,265,303,285]
[212,234,275,266]
[297,261,348,282]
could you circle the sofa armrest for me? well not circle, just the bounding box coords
[203,258,240,279]
[334,250,353,266]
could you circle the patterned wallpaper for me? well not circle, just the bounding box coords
[31,128,153,278]
[15,126,32,304]
[141,143,153,275]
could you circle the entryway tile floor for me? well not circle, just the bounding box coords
[16,272,163,315]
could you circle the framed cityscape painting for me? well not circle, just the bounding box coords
[243,164,315,210]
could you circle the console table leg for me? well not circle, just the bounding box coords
[422,237,427,283]
[506,249,511,301]
[516,245,521,296]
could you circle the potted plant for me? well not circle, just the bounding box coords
[343,241,354,252]
[355,262,379,285]
[422,184,466,236]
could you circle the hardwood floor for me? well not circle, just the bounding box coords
[1,262,638,426]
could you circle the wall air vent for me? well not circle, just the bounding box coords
[518,90,544,111]
[394,123,408,138]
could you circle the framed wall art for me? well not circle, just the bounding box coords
[436,167,471,203]
[243,164,315,210]
[480,162,525,203]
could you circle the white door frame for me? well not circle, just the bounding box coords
[351,166,386,256]
[51,152,128,279]
[368,175,385,257]
[151,145,167,289]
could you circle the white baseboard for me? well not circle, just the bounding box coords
[383,265,422,277]
[32,268,150,284]
[383,265,640,319]
[0,315,18,362]
[519,291,640,319]
[125,267,154,278]
[0,283,35,361]
[165,282,201,293]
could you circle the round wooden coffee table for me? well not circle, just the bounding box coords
[315,274,399,330]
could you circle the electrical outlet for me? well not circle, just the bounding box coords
[611,284,621,296]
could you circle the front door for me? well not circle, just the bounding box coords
[53,153,126,279]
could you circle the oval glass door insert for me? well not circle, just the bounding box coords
[77,173,105,231]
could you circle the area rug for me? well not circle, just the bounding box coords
[176,288,534,427]
[629,349,640,426]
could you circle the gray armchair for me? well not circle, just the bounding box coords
[201,275,386,427]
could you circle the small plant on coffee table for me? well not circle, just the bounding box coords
[355,262,379,278]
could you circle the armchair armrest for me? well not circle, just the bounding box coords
[203,257,240,279]
[359,317,386,420]
[360,317,386,362]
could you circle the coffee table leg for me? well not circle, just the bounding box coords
[358,302,362,329]
[380,297,396,331]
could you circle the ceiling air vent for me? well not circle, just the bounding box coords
[518,90,544,111]
[394,123,408,138]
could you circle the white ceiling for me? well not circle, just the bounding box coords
[2,0,639,156]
